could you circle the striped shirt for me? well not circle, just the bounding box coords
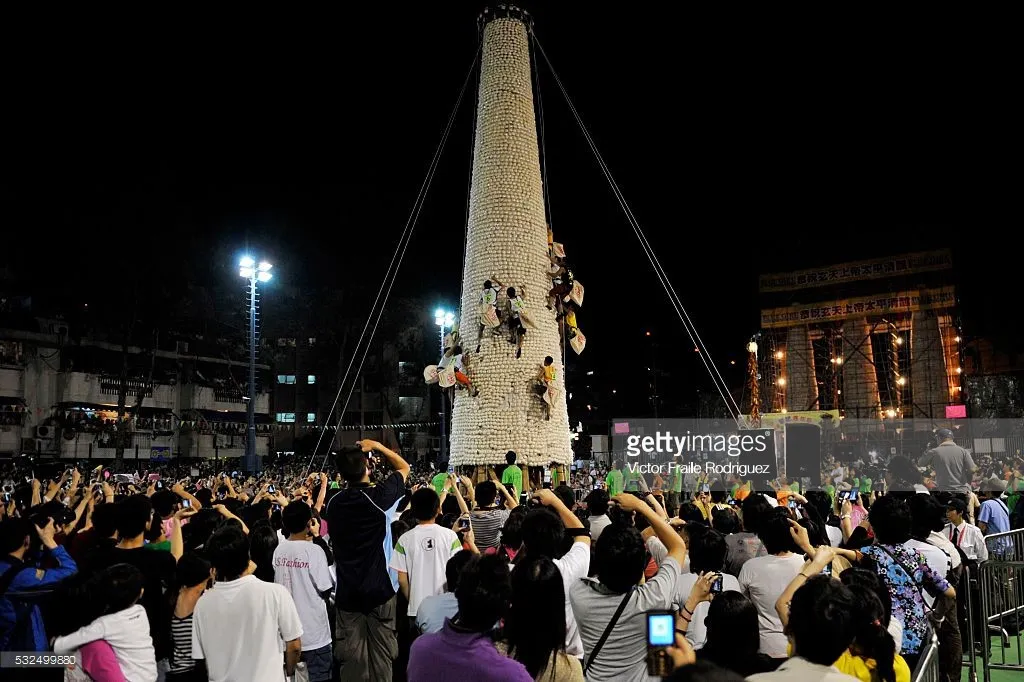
[471,508,511,550]
[169,614,195,673]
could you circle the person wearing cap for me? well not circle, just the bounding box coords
[944,498,988,562]
[921,429,976,494]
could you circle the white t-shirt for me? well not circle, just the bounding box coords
[904,539,949,608]
[273,539,334,651]
[672,572,741,650]
[553,541,591,657]
[192,575,303,682]
[737,553,806,658]
[509,542,591,657]
[389,523,462,616]
[53,604,157,682]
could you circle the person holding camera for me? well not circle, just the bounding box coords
[0,515,79,651]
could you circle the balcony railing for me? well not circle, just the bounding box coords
[99,376,153,398]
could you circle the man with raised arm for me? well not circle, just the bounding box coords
[326,439,409,682]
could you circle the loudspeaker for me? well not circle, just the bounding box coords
[833,443,859,463]
[785,423,822,486]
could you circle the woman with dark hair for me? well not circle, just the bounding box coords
[833,583,910,682]
[502,556,583,681]
[697,592,780,676]
[841,567,904,655]
[165,553,211,681]
[247,521,278,582]
[498,506,528,562]
[885,456,928,497]
[853,495,955,670]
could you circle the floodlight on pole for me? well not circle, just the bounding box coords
[238,255,273,474]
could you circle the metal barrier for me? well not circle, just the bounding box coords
[913,630,941,682]
[978,527,1024,682]
[960,562,978,682]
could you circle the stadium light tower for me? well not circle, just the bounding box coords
[239,256,272,473]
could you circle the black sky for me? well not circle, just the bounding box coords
[0,4,1015,405]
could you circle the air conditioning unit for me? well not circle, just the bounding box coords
[36,425,54,439]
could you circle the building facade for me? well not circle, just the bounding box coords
[264,309,439,463]
[757,249,963,425]
[0,320,272,462]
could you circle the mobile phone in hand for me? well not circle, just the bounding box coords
[645,611,676,677]
[710,574,723,593]
[181,499,191,508]
[457,517,471,532]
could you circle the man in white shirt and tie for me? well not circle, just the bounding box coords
[945,498,988,562]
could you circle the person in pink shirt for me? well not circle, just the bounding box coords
[72,640,128,682]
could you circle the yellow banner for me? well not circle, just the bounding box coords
[759,249,952,293]
[745,410,840,429]
[760,286,955,329]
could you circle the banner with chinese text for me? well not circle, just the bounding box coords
[760,286,955,329]
[758,249,952,293]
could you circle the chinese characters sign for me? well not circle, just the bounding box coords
[760,286,955,329]
[758,249,952,293]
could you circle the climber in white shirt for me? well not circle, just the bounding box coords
[476,277,504,352]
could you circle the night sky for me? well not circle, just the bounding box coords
[1,4,1014,413]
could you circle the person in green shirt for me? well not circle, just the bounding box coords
[606,463,624,497]
[823,475,836,503]
[858,476,872,495]
[623,467,643,492]
[432,468,449,495]
[501,450,524,499]
[549,462,569,489]
[666,468,684,514]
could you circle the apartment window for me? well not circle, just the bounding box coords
[307,375,317,384]
[306,412,316,422]
[277,375,296,385]
[276,412,296,423]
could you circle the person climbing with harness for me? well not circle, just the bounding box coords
[506,286,534,359]
[451,345,479,397]
[534,355,557,421]
[476,277,504,353]
[547,255,573,312]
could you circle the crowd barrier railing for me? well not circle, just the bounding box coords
[960,561,978,682]
[978,527,1024,682]
[912,630,940,682]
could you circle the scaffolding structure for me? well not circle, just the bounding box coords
[754,310,965,426]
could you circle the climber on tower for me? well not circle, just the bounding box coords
[476,277,504,353]
[451,345,479,397]
[533,355,556,420]
[547,255,573,312]
[506,286,535,359]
